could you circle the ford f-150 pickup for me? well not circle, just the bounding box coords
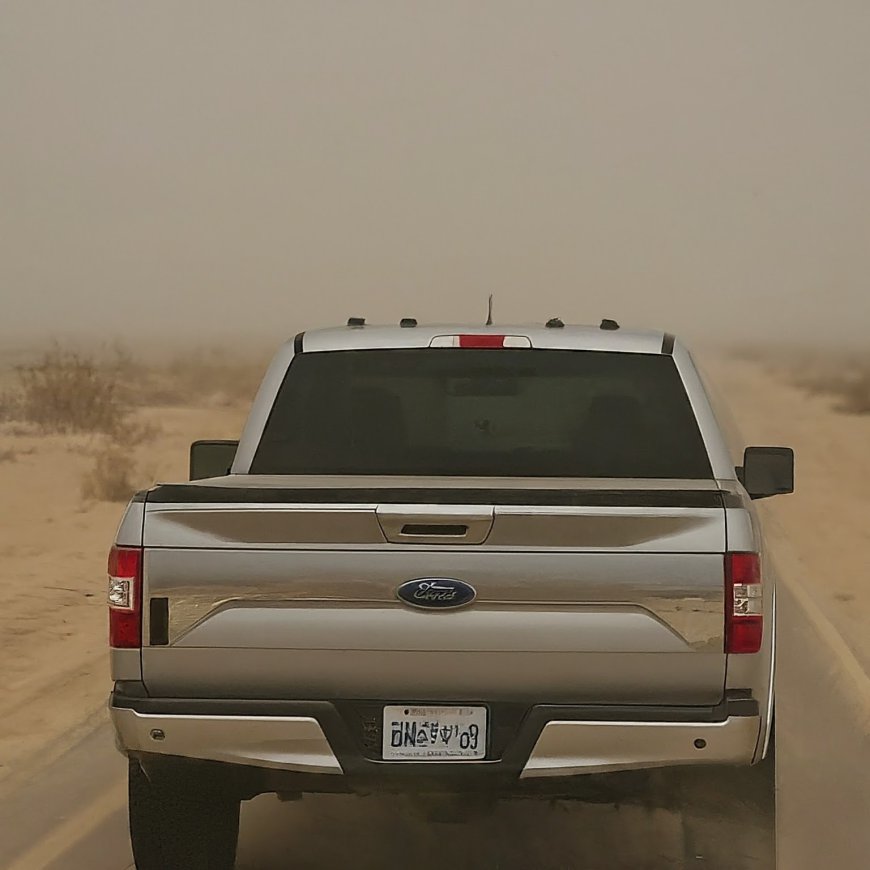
[107,319,793,869]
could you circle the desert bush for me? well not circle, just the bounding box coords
[783,350,870,415]
[0,448,16,463]
[156,349,265,407]
[831,374,870,415]
[81,444,138,502]
[7,341,265,436]
[0,389,20,423]
[14,346,128,435]
[111,416,162,447]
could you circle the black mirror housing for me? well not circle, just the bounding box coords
[189,440,239,481]
[741,446,794,500]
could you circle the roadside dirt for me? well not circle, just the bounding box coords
[706,355,870,673]
[0,403,247,789]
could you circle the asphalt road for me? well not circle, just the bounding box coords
[2,579,868,870]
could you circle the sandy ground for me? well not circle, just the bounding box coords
[706,356,870,672]
[1,350,869,795]
[0,402,247,787]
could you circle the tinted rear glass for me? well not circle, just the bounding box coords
[251,349,712,479]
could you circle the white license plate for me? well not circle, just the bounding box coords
[382,705,487,761]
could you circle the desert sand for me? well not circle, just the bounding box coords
[1,349,868,793]
[708,356,870,671]
[0,398,249,789]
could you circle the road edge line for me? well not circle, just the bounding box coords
[772,528,870,730]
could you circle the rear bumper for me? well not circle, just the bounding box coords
[110,707,343,775]
[522,716,759,777]
[110,686,760,795]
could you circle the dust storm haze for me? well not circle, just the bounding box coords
[2,1,870,349]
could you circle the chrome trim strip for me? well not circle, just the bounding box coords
[145,547,726,647]
[520,715,760,777]
[762,587,776,760]
[110,708,343,774]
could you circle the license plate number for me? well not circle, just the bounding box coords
[382,705,487,761]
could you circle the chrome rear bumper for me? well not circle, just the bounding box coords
[521,715,761,778]
[110,690,761,784]
[110,707,343,775]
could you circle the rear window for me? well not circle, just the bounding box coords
[251,349,712,479]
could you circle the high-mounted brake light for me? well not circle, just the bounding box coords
[459,334,507,348]
[725,552,763,654]
[108,545,143,648]
[429,334,532,348]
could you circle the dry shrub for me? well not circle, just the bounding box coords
[149,349,266,407]
[13,346,128,435]
[112,416,162,448]
[6,339,260,438]
[781,350,870,415]
[830,373,870,415]
[81,444,137,502]
[0,448,16,463]
[0,389,21,423]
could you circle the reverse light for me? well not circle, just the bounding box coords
[725,552,763,654]
[108,545,143,648]
[108,576,132,609]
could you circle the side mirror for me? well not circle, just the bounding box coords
[740,446,794,500]
[189,440,239,481]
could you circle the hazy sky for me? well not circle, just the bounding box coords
[2,2,869,346]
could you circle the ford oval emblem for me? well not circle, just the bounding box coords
[396,578,477,610]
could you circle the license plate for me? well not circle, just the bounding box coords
[382,705,487,761]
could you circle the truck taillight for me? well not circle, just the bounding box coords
[725,552,763,654]
[108,545,143,648]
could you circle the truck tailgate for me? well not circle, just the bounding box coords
[139,482,729,706]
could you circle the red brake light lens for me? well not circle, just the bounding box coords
[108,545,143,648]
[725,552,763,654]
[459,334,507,348]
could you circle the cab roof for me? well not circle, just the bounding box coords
[297,323,673,355]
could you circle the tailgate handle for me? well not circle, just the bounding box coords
[376,505,494,544]
[401,523,468,537]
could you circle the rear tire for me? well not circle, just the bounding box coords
[128,759,240,870]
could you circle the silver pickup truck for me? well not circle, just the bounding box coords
[107,320,793,869]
